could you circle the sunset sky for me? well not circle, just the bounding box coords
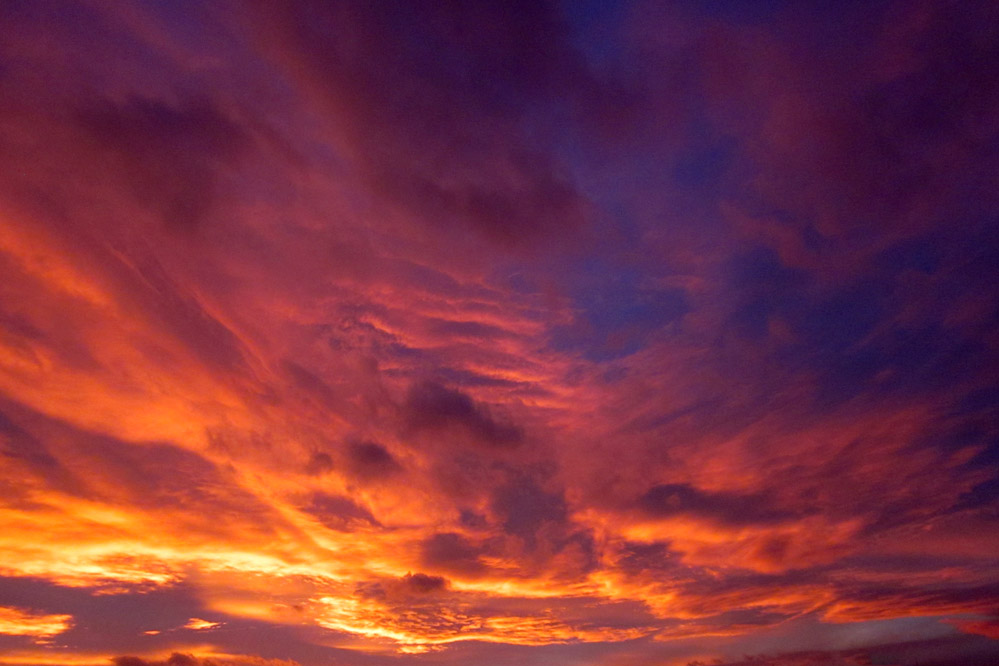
[1,1,998,665]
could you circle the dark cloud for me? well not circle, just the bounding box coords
[400,572,448,595]
[433,367,526,390]
[828,582,999,620]
[304,451,334,476]
[491,476,566,543]
[346,440,401,479]
[712,0,999,245]
[283,361,339,407]
[0,406,61,471]
[420,532,487,577]
[76,95,249,231]
[699,634,999,666]
[250,0,594,246]
[424,317,514,341]
[302,492,379,531]
[613,541,684,577]
[639,483,797,527]
[404,381,523,447]
[354,573,450,605]
[113,655,286,666]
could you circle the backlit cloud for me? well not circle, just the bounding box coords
[0,607,73,638]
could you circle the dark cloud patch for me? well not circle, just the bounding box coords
[302,492,379,531]
[346,440,401,479]
[876,235,945,276]
[491,477,567,544]
[420,532,487,577]
[370,155,586,247]
[796,229,999,408]
[355,573,450,604]
[816,582,999,637]
[404,381,522,448]
[432,367,524,390]
[326,315,418,359]
[859,2,999,153]
[304,451,334,476]
[113,655,262,666]
[662,607,795,639]
[639,483,796,527]
[425,317,513,341]
[486,475,597,575]
[817,325,982,409]
[702,635,999,666]
[400,572,448,595]
[0,407,60,471]
[252,0,593,246]
[459,509,488,529]
[113,656,198,666]
[614,541,684,577]
[76,95,249,231]
[729,0,999,246]
[0,306,45,343]
[283,361,338,407]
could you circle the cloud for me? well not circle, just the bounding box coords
[111,654,298,666]
[0,606,72,637]
[181,618,220,631]
[301,493,380,531]
[346,440,401,480]
[695,634,999,666]
[419,532,488,578]
[248,0,594,247]
[0,0,997,665]
[950,617,999,640]
[403,381,523,448]
[638,483,798,527]
[75,95,249,231]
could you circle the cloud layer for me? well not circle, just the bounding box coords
[0,1,997,665]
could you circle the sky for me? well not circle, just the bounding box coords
[0,1,998,665]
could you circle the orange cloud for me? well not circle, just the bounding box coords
[182,619,221,631]
[0,607,72,638]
